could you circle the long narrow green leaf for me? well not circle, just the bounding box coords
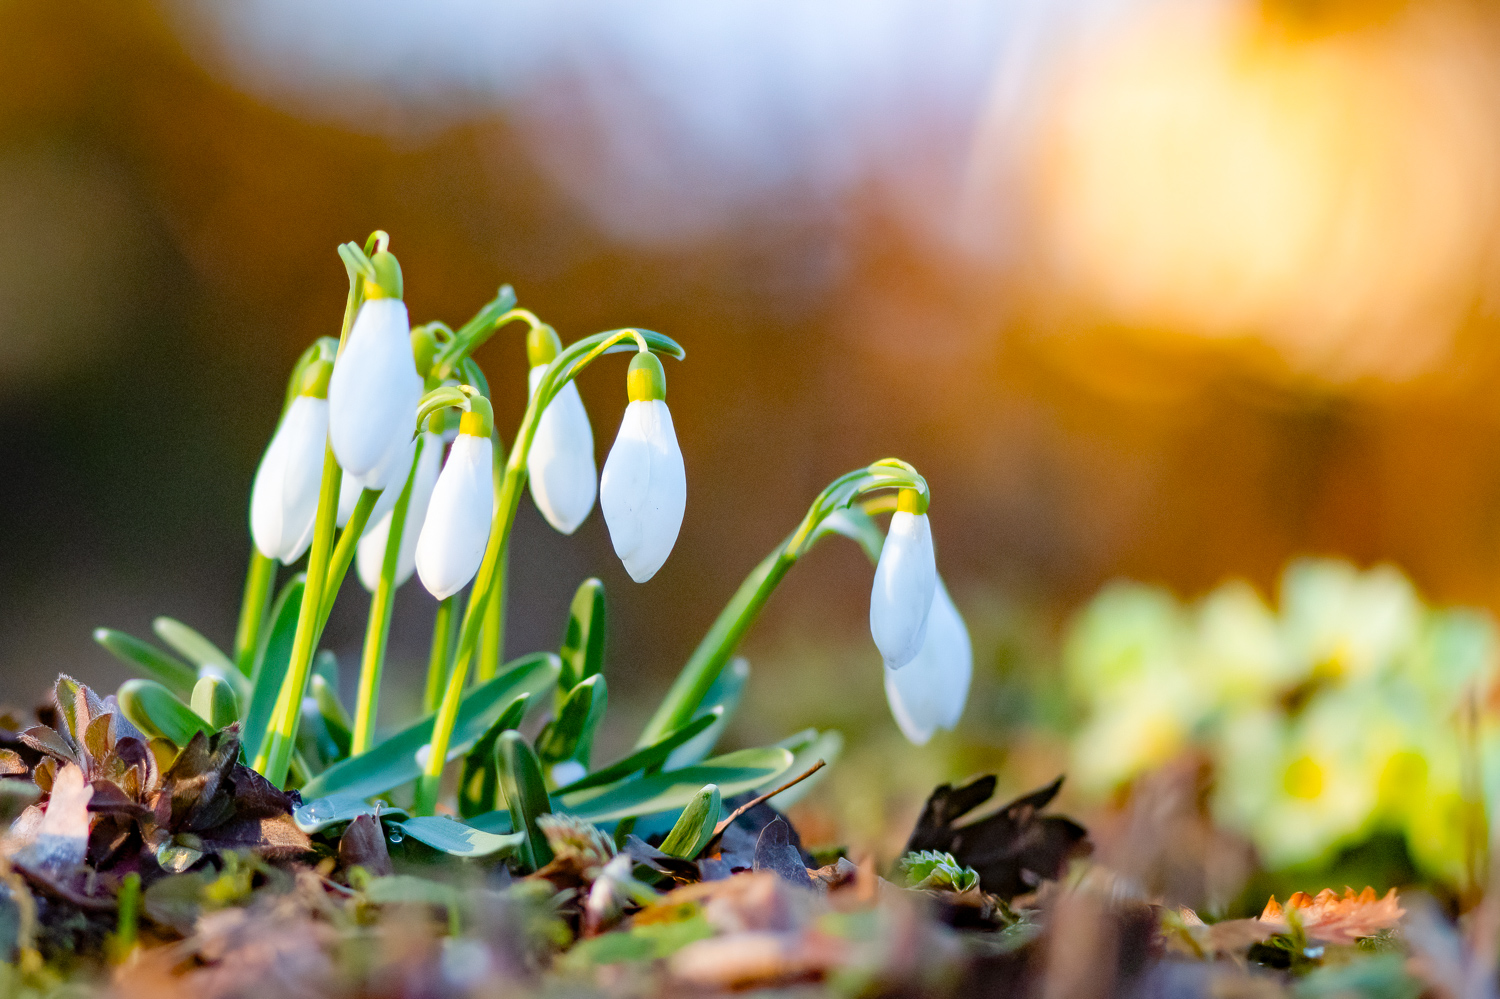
[458,693,531,819]
[311,675,352,761]
[558,578,607,693]
[664,658,749,769]
[152,617,235,676]
[553,709,720,796]
[93,629,196,698]
[151,617,251,708]
[659,784,721,859]
[394,816,525,859]
[535,674,606,769]
[242,574,305,764]
[301,653,559,801]
[498,732,552,869]
[559,747,793,824]
[118,680,210,748]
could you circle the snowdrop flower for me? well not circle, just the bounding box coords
[250,360,331,564]
[416,401,495,599]
[525,326,596,534]
[883,578,970,745]
[357,431,443,590]
[327,251,423,481]
[600,351,686,582]
[869,489,937,669]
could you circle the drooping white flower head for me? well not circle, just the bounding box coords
[416,405,495,600]
[883,577,971,745]
[250,362,332,565]
[526,357,597,535]
[600,351,685,583]
[358,431,444,591]
[869,490,937,669]
[327,254,423,480]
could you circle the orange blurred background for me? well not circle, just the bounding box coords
[6,0,1500,789]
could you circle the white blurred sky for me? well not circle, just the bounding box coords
[173,0,1140,247]
[172,0,1500,381]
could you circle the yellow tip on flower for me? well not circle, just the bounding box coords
[896,488,928,515]
[363,249,403,300]
[627,350,666,402]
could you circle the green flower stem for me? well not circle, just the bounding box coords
[319,488,381,626]
[254,445,342,783]
[254,243,373,784]
[424,594,459,713]
[350,440,425,756]
[477,447,509,684]
[233,551,277,677]
[635,460,926,748]
[411,327,683,814]
[431,302,545,380]
[477,544,508,684]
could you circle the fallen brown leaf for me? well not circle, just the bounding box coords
[1260,887,1404,945]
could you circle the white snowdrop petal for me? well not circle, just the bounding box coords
[626,401,686,582]
[250,419,292,561]
[883,664,938,746]
[278,397,329,563]
[600,403,653,564]
[880,576,970,744]
[342,466,400,539]
[360,427,418,493]
[527,367,597,535]
[360,432,444,591]
[869,511,936,669]
[327,299,422,478]
[337,469,360,527]
[250,396,328,564]
[356,512,391,592]
[601,400,685,583]
[416,434,495,599]
[926,579,972,731]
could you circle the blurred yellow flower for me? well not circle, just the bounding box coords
[1067,557,1496,886]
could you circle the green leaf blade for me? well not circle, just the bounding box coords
[559,578,607,692]
[152,617,236,676]
[301,653,559,801]
[394,816,525,859]
[559,746,793,824]
[93,629,197,698]
[554,708,720,796]
[118,680,210,748]
[458,693,531,820]
[498,731,552,870]
[536,674,606,770]
[242,574,306,764]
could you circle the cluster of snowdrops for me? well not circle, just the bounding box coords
[1067,557,1496,886]
[207,231,973,819]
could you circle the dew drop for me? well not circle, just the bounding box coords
[388,830,405,844]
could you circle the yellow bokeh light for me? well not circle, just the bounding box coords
[1031,1,1500,381]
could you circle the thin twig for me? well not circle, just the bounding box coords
[701,760,826,856]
